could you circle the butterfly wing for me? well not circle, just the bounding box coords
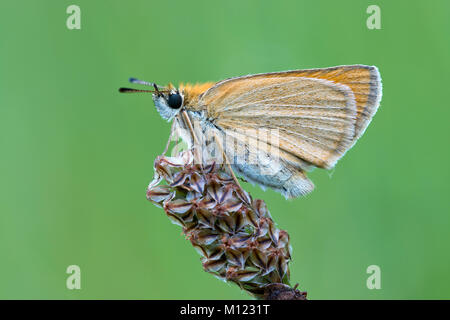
[201,65,381,145]
[197,65,382,197]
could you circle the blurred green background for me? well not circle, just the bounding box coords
[1,0,449,299]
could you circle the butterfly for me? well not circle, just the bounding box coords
[120,65,382,198]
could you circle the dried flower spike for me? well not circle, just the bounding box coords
[147,150,306,300]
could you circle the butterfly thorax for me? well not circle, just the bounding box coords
[179,82,214,111]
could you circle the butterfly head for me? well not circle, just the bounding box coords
[152,87,184,121]
[119,78,184,121]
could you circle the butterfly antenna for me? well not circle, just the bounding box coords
[120,78,167,94]
[129,77,154,87]
[118,87,156,93]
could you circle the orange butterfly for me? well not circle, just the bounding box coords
[120,65,382,198]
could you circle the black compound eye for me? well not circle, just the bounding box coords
[167,93,182,109]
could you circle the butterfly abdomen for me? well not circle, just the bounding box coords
[281,171,315,198]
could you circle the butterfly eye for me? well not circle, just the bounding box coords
[167,93,182,109]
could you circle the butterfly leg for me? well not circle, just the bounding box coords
[180,110,249,203]
[212,132,248,199]
[162,120,176,156]
[180,110,204,165]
